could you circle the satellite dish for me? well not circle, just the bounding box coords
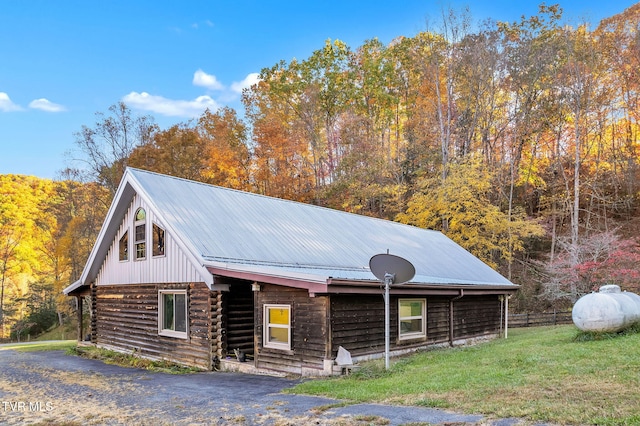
[369,253,415,284]
[370,253,416,371]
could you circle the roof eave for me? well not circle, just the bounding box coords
[70,175,138,293]
[63,279,82,295]
[206,262,519,296]
[206,265,329,294]
[325,278,519,295]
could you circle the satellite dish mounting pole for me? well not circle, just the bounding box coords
[384,272,395,370]
[369,253,415,371]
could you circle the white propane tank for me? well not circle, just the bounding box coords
[572,284,640,332]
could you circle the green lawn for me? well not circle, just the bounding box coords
[288,325,640,425]
[0,340,77,352]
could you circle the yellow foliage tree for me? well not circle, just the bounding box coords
[397,155,544,269]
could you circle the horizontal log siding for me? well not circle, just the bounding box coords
[255,285,329,375]
[330,294,503,358]
[453,295,502,339]
[226,283,254,356]
[95,282,212,369]
[331,295,386,357]
[427,297,452,344]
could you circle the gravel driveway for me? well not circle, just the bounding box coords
[0,347,526,425]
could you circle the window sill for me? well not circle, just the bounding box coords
[159,330,188,339]
[398,334,427,343]
[262,345,293,355]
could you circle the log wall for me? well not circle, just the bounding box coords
[91,282,504,374]
[255,284,329,374]
[94,282,212,369]
[331,295,386,357]
[453,296,501,339]
[427,297,451,344]
[211,291,225,361]
[225,282,254,357]
[330,294,503,358]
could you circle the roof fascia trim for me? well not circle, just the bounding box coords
[206,266,329,294]
[126,169,213,287]
[73,174,137,291]
[71,168,213,293]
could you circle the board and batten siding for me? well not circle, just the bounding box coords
[94,282,212,369]
[96,194,205,286]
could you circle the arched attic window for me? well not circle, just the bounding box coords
[134,208,146,260]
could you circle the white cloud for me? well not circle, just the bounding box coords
[0,92,23,112]
[29,98,66,112]
[191,20,213,30]
[193,69,224,91]
[122,91,219,117]
[230,73,261,94]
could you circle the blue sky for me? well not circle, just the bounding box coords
[1,0,636,179]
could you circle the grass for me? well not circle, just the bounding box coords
[288,325,640,425]
[0,340,77,352]
[67,345,204,374]
[34,320,77,341]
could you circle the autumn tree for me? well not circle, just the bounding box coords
[540,230,640,305]
[320,38,407,218]
[71,102,157,197]
[0,213,21,338]
[197,107,251,190]
[243,74,317,201]
[46,171,109,324]
[11,282,57,340]
[594,4,640,219]
[128,122,205,181]
[397,155,544,269]
[0,175,56,339]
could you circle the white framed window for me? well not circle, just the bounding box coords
[152,223,165,257]
[398,298,426,340]
[263,304,291,350]
[158,290,188,339]
[118,230,129,261]
[134,208,146,260]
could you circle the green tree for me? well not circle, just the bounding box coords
[10,282,57,341]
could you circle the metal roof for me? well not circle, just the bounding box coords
[65,168,516,294]
[132,168,514,287]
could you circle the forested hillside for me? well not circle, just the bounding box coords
[2,4,639,340]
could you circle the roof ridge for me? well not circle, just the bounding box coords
[127,167,440,233]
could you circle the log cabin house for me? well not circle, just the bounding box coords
[64,168,518,376]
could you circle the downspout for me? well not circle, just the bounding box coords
[505,294,510,339]
[449,289,464,346]
[76,295,83,342]
[499,295,504,337]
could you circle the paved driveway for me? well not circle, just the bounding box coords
[0,347,525,425]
